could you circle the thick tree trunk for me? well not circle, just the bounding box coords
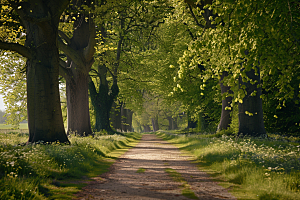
[217,71,233,131]
[60,16,94,136]
[238,67,266,136]
[25,10,68,143]
[66,72,92,136]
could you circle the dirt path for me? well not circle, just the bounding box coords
[75,134,236,200]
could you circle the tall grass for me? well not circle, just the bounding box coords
[0,131,141,199]
[157,131,300,200]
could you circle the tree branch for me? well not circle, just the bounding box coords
[59,58,69,79]
[88,77,98,105]
[185,2,205,29]
[58,39,84,67]
[83,20,96,61]
[58,30,71,45]
[0,41,33,59]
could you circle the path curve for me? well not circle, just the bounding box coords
[75,134,236,200]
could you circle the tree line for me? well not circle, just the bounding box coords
[0,0,299,143]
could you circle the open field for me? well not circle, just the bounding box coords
[156,131,300,200]
[0,123,28,130]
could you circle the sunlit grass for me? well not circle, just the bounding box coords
[165,168,198,199]
[0,131,141,199]
[136,168,146,173]
[157,131,300,200]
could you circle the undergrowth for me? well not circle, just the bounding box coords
[157,131,300,200]
[0,131,141,199]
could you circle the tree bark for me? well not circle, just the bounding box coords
[66,72,92,136]
[59,15,95,136]
[217,71,233,131]
[238,67,266,136]
[20,0,69,143]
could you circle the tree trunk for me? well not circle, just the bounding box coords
[217,71,233,131]
[125,109,133,132]
[60,15,94,136]
[66,72,92,136]
[151,117,159,132]
[167,116,178,130]
[121,106,127,132]
[187,112,197,129]
[172,117,178,130]
[25,3,69,143]
[167,116,173,130]
[238,67,266,136]
[143,124,151,132]
[110,101,122,131]
[89,65,119,133]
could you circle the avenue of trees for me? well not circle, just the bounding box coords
[0,0,299,143]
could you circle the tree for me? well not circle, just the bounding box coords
[89,0,169,132]
[174,0,300,136]
[0,0,70,143]
[58,1,95,136]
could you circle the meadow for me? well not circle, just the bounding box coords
[0,131,141,199]
[0,123,28,131]
[156,131,300,200]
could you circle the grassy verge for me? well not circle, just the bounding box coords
[165,168,198,199]
[136,168,146,173]
[157,131,300,200]
[0,131,141,199]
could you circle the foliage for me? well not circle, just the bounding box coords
[0,52,26,129]
[0,131,141,199]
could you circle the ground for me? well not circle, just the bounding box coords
[75,134,236,200]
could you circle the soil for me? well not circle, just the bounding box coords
[74,134,236,200]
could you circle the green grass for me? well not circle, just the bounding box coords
[0,131,141,199]
[157,131,300,200]
[136,168,146,173]
[0,123,28,130]
[165,168,198,199]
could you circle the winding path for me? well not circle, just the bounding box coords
[75,134,236,200]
